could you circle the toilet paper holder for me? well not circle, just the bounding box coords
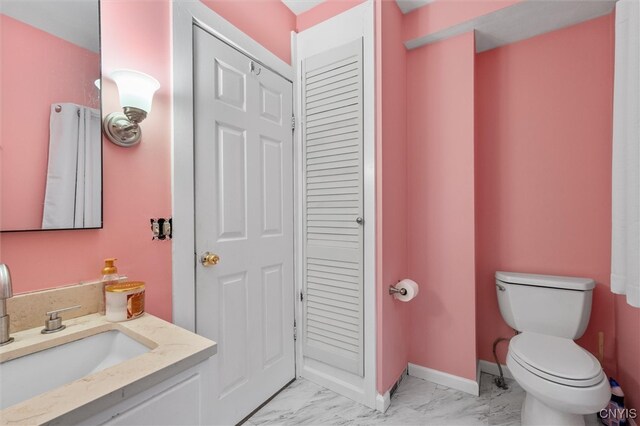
[389,284,408,296]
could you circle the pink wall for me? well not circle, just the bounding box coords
[3,1,632,405]
[615,299,640,411]
[0,15,100,231]
[376,0,410,394]
[0,0,296,323]
[406,32,477,381]
[296,0,365,32]
[475,14,617,374]
[402,0,519,43]
[0,0,174,321]
[200,0,296,64]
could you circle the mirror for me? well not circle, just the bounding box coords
[0,0,101,232]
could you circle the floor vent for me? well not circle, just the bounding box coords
[389,367,409,398]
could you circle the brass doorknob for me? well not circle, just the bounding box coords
[200,252,220,267]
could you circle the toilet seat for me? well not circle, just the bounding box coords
[509,332,604,387]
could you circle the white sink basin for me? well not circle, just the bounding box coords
[0,330,150,410]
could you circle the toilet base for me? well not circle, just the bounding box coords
[522,393,586,426]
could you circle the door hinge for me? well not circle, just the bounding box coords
[291,114,296,131]
[300,291,304,302]
[293,319,297,341]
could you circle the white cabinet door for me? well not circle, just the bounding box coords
[76,361,213,426]
[193,26,295,425]
[301,38,365,377]
[102,375,202,426]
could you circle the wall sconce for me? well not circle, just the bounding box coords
[103,69,160,147]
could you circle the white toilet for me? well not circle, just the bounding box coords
[495,271,611,426]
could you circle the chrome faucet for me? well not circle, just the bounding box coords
[0,264,14,346]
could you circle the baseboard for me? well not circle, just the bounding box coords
[375,392,390,413]
[408,363,479,396]
[477,359,513,380]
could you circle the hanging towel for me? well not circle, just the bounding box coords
[42,103,101,229]
[74,105,102,228]
[611,0,640,308]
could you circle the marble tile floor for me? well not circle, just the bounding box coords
[246,373,600,426]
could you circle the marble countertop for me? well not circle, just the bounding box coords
[0,313,217,425]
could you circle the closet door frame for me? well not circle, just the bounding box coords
[293,0,378,411]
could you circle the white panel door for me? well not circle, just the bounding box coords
[302,38,364,377]
[194,26,294,425]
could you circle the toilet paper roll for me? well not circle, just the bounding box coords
[393,279,419,302]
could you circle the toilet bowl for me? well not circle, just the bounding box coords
[507,332,610,425]
[495,271,611,426]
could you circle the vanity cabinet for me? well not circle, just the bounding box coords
[0,313,216,425]
[75,359,213,426]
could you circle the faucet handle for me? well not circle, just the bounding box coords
[45,305,81,319]
[42,305,81,334]
[0,264,12,299]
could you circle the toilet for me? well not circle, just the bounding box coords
[495,271,611,426]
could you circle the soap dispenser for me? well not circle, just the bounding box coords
[100,258,119,314]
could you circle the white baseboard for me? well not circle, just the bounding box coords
[408,363,479,396]
[477,359,513,380]
[376,391,390,413]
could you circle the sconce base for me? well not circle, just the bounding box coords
[103,112,142,147]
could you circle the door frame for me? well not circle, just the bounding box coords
[172,0,294,331]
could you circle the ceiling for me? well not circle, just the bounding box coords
[395,0,434,14]
[281,0,434,15]
[281,0,324,15]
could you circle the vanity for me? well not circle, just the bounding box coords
[0,312,216,425]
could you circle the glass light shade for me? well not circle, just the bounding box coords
[110,69,160,113]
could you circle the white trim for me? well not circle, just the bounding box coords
[478,359,513,380]
[376,391,390,413]
[408,363,479,396]
[171,0,294,331]
[294,0,377,409]
[291,29,301,379]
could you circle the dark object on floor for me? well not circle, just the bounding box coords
[598,378,628,426]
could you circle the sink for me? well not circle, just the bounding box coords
[0,330,150,410]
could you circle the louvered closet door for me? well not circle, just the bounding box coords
[302,38,364,377]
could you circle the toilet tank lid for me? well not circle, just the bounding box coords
[495,271,595,291]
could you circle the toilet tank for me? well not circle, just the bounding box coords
[495,271,595,339]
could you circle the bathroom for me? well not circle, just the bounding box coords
[0,0,638,424]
